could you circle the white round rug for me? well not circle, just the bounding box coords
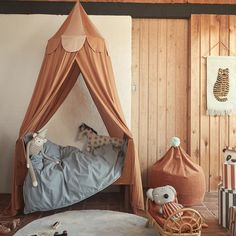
[14,210,158,236]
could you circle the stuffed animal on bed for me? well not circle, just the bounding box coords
[146,185,183,219]
[77,123,124,153]
[26,129,59,187]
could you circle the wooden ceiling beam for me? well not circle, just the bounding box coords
[14,0,236,4]
[2,1,236,17]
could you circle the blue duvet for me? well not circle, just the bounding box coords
[23,138,125,214]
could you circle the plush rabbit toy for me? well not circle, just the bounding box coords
[26,129,59,187]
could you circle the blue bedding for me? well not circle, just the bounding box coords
[23,138,125,214]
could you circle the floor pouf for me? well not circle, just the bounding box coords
[149,137,206,206]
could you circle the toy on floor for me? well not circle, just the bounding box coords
[51,221,61,230]
[26,129,60,187]
[146,185,183,219]
[77,123,124,153]
[54,230,67,236]
[0,224,11,234]
[146,185,203,235]
[0,218,20,234]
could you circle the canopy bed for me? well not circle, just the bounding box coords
[9,1,144,215]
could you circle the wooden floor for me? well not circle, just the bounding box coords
[0,191,230,236]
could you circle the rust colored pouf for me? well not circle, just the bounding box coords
[150,137,206,206]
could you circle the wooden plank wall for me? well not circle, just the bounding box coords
[190,15,236,191]
[132,19,188,187]
[133,15,236,191]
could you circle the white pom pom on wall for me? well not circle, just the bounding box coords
[171,137,180,147]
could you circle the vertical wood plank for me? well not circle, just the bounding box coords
[189,15,201,164]
[157,19,168,159]
[219,15,229,182]
[175,19,188,151]
[166,20,176,148]
[229,15,236,146]
[147,19,158,186]
[132,19,188,186]
[200,14,210,191]
[139,19,149,186]
[209,15,220,191]
[131,19,140,152]
[189,14,235,191]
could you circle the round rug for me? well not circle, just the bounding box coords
[14,210,157,236]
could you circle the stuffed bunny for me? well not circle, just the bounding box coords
[26,129,59,187]
[146,185,183,219]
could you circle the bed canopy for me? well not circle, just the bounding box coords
[10,1,144,215]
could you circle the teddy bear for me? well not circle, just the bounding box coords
[146,185,183,219]
[26,129,60,187]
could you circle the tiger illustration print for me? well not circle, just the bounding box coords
[213,68,229,102]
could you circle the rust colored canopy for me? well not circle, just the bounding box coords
[10,2,144,215]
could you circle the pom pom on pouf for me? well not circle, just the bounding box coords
[170,137,180,147]
[149,137,206,206]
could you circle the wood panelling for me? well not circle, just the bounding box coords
[189,14,200,165]
[133,15,236,191]
[132,19,188,187]
[190,15,236,191]
[219,15,229,187]
[229,16,236,147]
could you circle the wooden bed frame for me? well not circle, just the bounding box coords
[113,150,133,210]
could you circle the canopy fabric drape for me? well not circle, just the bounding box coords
[11,45,79,213]
[10,2,144,215]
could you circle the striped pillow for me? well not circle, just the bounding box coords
[162,202,183,219]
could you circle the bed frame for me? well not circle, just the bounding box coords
[113,152,133,210]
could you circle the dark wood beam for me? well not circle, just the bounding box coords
[1,1,236,18]
[13,0,236,4]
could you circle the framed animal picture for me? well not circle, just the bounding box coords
[207,56,236,115]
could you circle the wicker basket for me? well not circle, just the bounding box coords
[145,199,203,236]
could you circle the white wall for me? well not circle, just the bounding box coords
[0,14,131,193]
